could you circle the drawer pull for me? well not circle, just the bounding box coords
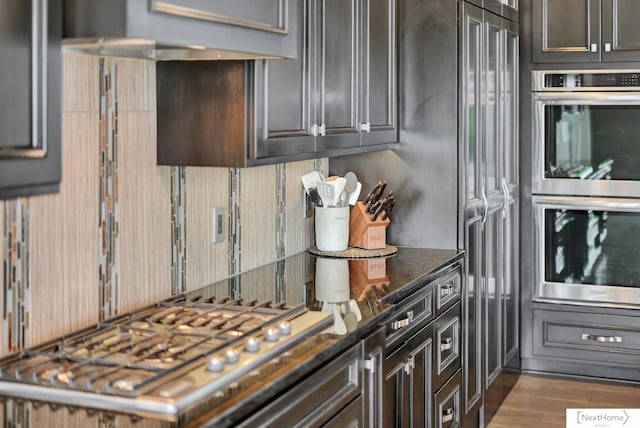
[442,407,454,423]
[441,337,453,351]
[581,333,622,343]
[440,283,454,298]
[392,311,414,331]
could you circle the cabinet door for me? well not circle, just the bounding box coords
[360,0,397,146]
[501,197,519,373]
[461,217,483,427]
[483,207,503,424]
[459,2,484,420]
[253,0,314,159]
[0,0,61,198]
[483,12,503,208]
[434,370,462,428]
[602,0,640,61]
[383,324,433,428]
[501,19,520,377]
[532,0,601,63]
[313,0,361,151]
[150,0,287,34]
[460,2,484,224]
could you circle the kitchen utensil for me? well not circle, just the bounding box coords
[381,196,396,220]
[342,307,358,332]
[342,172,358,205]
[316,180,335,207]
[309,188,323,207]
[347,299,363,321]
[364,181,383,204]
[364,181,387,212]
[329,303,347,335]
[371,199,386,220]
[331,177,347,207]
[348,181,362,206]
[301,171,322,195]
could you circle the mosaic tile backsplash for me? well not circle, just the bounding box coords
[0,54,323,426]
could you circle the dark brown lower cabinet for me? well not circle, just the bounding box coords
[382,266,463,428]
[434,370,463,428]
[383,322,434,427]
[528,306,640,382]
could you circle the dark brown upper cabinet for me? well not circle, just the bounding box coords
[483,0,519,21]
[157,0,397,167]
[64,0,299,59]
[0,0,61,199]
[255,0,397,160]
[533,0,640,63]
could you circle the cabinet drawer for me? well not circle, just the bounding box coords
[434,369,462,428]
[238,343,362,427]
[435,267,461,316]
[324,396,363,428]
[533,309,640,368]
[385,285,433,350]
[433,302,461,391]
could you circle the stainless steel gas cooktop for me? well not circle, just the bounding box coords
[0,297,331,421]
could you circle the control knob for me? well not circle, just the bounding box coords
[263,327,280,343]
[224,348,240,364]
[278,321,292,336]
[245,337,261,353]
[206,356,225,373]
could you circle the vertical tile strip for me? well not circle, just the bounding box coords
[4,399,31,428]
[99,58,119,320]
[171,166,187,295]
[276,164,286,260]
[276,259,286,304]
[3,199,30,353]
[229,168,241,276]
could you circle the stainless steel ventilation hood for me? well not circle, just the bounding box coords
[63,0,298,60]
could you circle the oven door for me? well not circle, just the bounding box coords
[533,92,640,197]
[534,195,640,308]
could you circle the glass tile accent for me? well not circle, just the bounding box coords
[99,58,119,320]
[171,166,187,295]
[2,199,30,353]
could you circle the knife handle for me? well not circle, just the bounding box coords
[364,181,383,204]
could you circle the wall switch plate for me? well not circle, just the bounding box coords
[212,207,225,244]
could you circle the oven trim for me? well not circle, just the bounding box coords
[532,92,640,197]
[533,195,640,309]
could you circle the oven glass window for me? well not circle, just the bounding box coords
[545,209,640,287]
[544,105,640,180]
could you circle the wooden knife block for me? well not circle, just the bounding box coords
[349,202,390,250]
[349,258,390,300]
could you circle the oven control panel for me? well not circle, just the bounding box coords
[539,71,640,90]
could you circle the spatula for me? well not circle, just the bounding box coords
[331,177,347,207]
[316,180,335,207]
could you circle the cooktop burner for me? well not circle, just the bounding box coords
[0,298,332,420]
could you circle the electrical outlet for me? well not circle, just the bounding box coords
[304,192,313,218]
[212,207,225,244]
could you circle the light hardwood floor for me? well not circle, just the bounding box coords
[488,374,640,428]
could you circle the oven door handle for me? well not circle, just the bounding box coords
[481,187,488,225]
[533,195,640,212]
[501,178,509,218]
[533,91,640,101]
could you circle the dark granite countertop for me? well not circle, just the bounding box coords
[183,246,463,426]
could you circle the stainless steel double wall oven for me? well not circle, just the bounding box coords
[532,70,640,308]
